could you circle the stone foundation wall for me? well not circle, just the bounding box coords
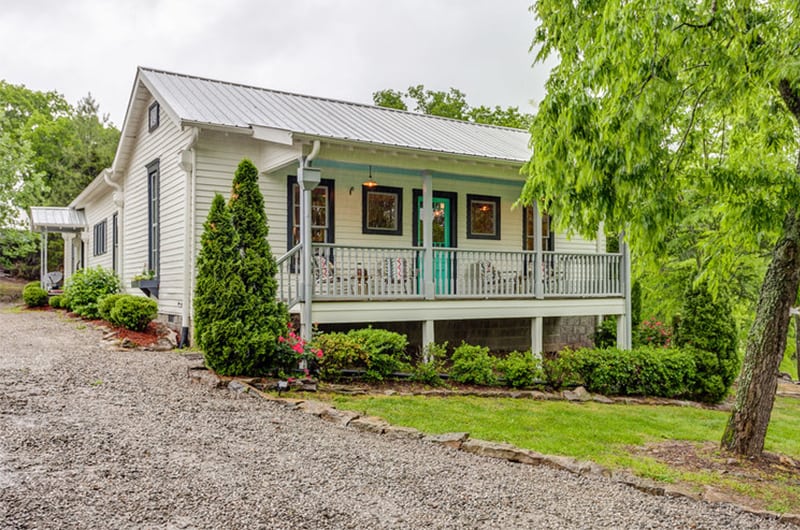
[318,315,598,355]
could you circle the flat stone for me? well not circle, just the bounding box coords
[384,426,423,441]
[295,400,330,416]
[563,386,592,402]
[319,407,360,426]
[121,338,137,349]
[592,394,614,404]
[150,337,175,351]
[422,432,469,449]
[349,416,389,434]
[227,380,250,394]
[187,369,223,389]
[461,439,545,465]
[780,513,800,525]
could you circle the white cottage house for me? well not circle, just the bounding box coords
[30,67,631,353]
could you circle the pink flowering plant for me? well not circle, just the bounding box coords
[275,322,323,377]
[638,318,672,348]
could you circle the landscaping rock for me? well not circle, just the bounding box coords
[563,386,592,402]
[461,439,545,466]
[295,399,330,416]
[227,380,250,394]
[319,407,360,427]
[187,368,223,389]
[384,426,424,441]
[349,415,389,434]
[422,432,469,449]
[592,394,615,404]
[150,337,176,351]
[120,338,136,349]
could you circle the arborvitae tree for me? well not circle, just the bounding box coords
[227,159,288,373]
[194,194,248,375]
[675,281,739,403]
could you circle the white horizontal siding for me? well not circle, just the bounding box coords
[120,94,195,315]
[83,194,117,272]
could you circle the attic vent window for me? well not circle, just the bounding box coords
[148,101,160,132]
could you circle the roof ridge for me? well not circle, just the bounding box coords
[137,66,528,133]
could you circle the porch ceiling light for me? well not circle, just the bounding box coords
[363,165,378,188]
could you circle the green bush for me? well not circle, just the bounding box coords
[97,293,127,321]
[594,317,617,348]
[62,267,120,318]
[569,346,697,398]
[108,295,158,331]
[450,342,496,386]
[22,283,48,307]
[313,332,369,382]
[408,342,448,386]
[674,281,739,401]
[542,350,578,390]
[48,294,63,309]
[499,351,542,388]
[347,327,408,381]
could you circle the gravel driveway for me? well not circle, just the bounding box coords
[0,307,792,529]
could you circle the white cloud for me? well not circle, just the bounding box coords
[0,0,550,126]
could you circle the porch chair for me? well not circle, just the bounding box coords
[381,257,414,296]
[45,271,63,291]
[468,260,503,295]
[312,253,345,296]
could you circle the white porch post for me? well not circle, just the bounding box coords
[531,317,543,358]
[62,233,72,279]
[533,201,543,299]
[39,229,47,290]
[616,232,632,350]
[422,320,435,362]
[422,171,434,299]
[298,165,321,342]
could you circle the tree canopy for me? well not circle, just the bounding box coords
[373,84,533,128]
[525,0,800,456]
[0,81,119,226]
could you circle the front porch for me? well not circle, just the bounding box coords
[277,243,628,354]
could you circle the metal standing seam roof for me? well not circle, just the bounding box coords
[139,67,532,164]
[29,207,86,232]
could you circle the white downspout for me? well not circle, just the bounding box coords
[178,128,200,347]
[299,140,321,343]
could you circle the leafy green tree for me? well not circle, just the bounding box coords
[0,83,119,219]
[194,193,248,374]
[373,85,533,128]
[526,0,800,456]
[227,159,288,374]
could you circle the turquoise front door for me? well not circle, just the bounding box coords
[417,196,452,294]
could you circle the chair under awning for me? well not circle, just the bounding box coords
[28,207,86,290]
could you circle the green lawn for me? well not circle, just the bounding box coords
[328,393,800,512]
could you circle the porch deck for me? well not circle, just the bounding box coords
[277,244,623,306]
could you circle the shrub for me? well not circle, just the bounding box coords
[409,342,448,386]
[639,318,672,347]
[313,332,369,382]
[450,342,496,386]
[227,159,288,374]
[49,294,63,309]
[674,281,739,402]
[569,346,697,398]
[22,283,48,307]
[97,293,127,321]
[347,327,408,381]
[541,350,578,390]
[594,317,617,348]
[499,351,542,388]
[274,324,323,377]
[62,267,120,318]
[108,295,158,331]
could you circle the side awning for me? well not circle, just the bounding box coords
[29,207,86,233]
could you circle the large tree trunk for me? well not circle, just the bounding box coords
[721,209,800,456]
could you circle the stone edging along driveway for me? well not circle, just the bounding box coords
[185,366,800,527]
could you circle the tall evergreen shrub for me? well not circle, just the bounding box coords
[194,194,249,374]
[675,281,739,402]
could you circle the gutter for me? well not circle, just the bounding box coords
[178,128,200,347]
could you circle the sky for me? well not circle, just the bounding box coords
[0,0,554,128]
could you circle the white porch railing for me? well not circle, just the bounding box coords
[276,244,623,305]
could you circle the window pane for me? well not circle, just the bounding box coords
[366,191,398,231]
[470,200,496,236]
